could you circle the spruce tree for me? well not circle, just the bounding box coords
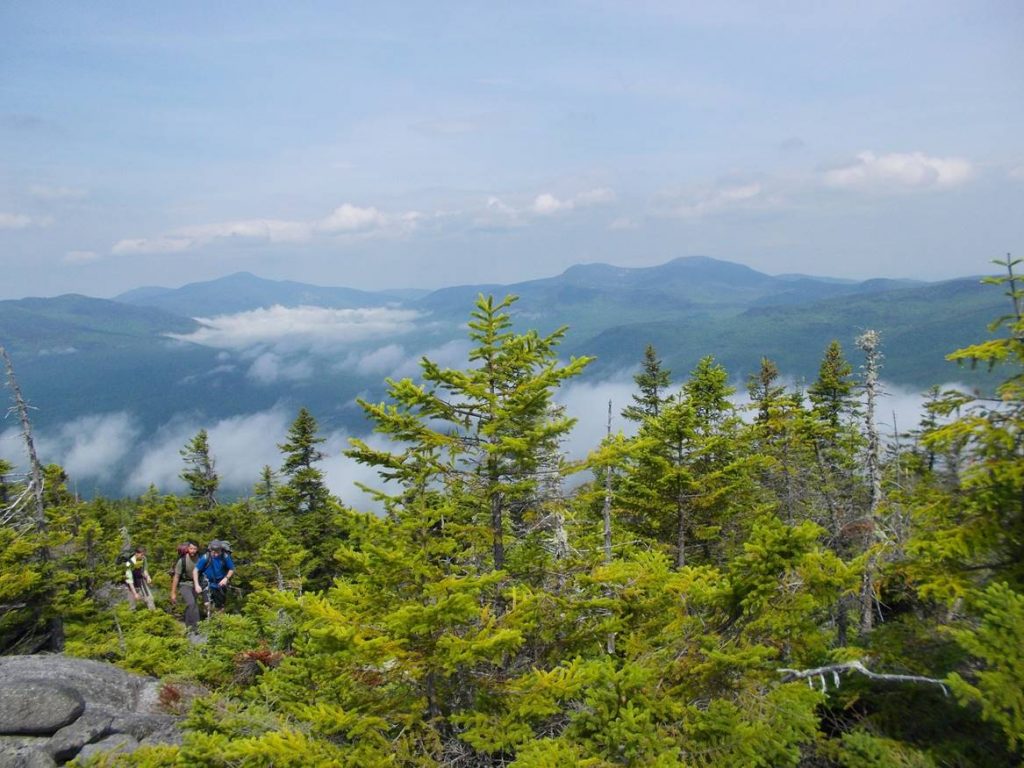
[278,408,328,516]
[348,294,591,574]
[617,356,755,569]
[179,428,218,508]
[253,464,278,512]
[277,408,337,588]
[804,341,864,645]
[622,344,672,423]
[747,357,785,424]
[808,340,855,429]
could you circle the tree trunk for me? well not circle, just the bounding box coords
[602,400,613,565]
[675,491,687,569]
[490,489,504,571]
[857,330,883,634]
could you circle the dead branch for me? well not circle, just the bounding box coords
[1,346,45,529]
[778,660,948,695]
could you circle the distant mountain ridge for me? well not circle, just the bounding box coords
[4,257,998,373]
[108,257,931,321]
[115,271,408,317]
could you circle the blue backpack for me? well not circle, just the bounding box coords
[196,547,234,589]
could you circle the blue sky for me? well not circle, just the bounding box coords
[1,0,1022,298]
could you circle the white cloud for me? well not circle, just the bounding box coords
[318,429,395,512]
[609,217,638,230]
[533,193,575,215]
[0,412,140,483]
[180,218,312,243]
[59,413,141,481]
[318,204,387,233]
[472,196,525,229]
[170,305,422,351]
[117,407,385,509]
[30,184,87,200]
[63,250,98,265]
[1009,164,1024,181]
[112,201,422,256]
[669,182,764,218]
[555,374,641,460]
[531,188,615,216]
[246,352,315,384]
[112,236,193,255]
[341,343,409,377]
[125,408,295,494]
[574,187,617,206]
[0,212,36,229]
[824,151,972,191]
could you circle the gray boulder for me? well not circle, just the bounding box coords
[75,733,139,763]
[0,681,84,736]
[0,737,57,768]
[45,713,112,763]
[0,656,183,765]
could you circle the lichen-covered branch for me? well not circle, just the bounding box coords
[778,660,948,695]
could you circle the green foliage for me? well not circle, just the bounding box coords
[66,604,190,677]
[277,407,343,590]
[0,526,47,650]
[347,293,592,573]
[622,343,672,423]
[824,730,938,768]
[808,340,856,428]
[947,582,1024,751]
[6,277,1024,766]
[180,428,219,509]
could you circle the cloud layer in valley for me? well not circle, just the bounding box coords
[0,375,961,515]
[170,306,423,352]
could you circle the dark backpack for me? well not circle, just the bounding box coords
[114,544,134,566]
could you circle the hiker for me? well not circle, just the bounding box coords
[170,542,203,631]
[124,545,155,610]
[196,540,235,613]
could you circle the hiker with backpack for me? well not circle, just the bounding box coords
[196,540,235,613]
[124,545,155,610]
[170,541,203,631]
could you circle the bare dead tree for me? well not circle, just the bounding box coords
[1,345,63,651]
[856,330,884,634]
[1,345,45,529]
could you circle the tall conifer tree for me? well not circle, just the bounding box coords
[348,294,591,574]
[179,428,219,509]
[622,344,672,423]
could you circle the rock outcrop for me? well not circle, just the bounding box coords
[0,655,182,767]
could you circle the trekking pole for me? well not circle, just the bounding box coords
[139,581,154,610]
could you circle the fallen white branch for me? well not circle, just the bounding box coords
[778,660,949,696]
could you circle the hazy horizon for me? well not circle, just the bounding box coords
[0,254,992,304]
